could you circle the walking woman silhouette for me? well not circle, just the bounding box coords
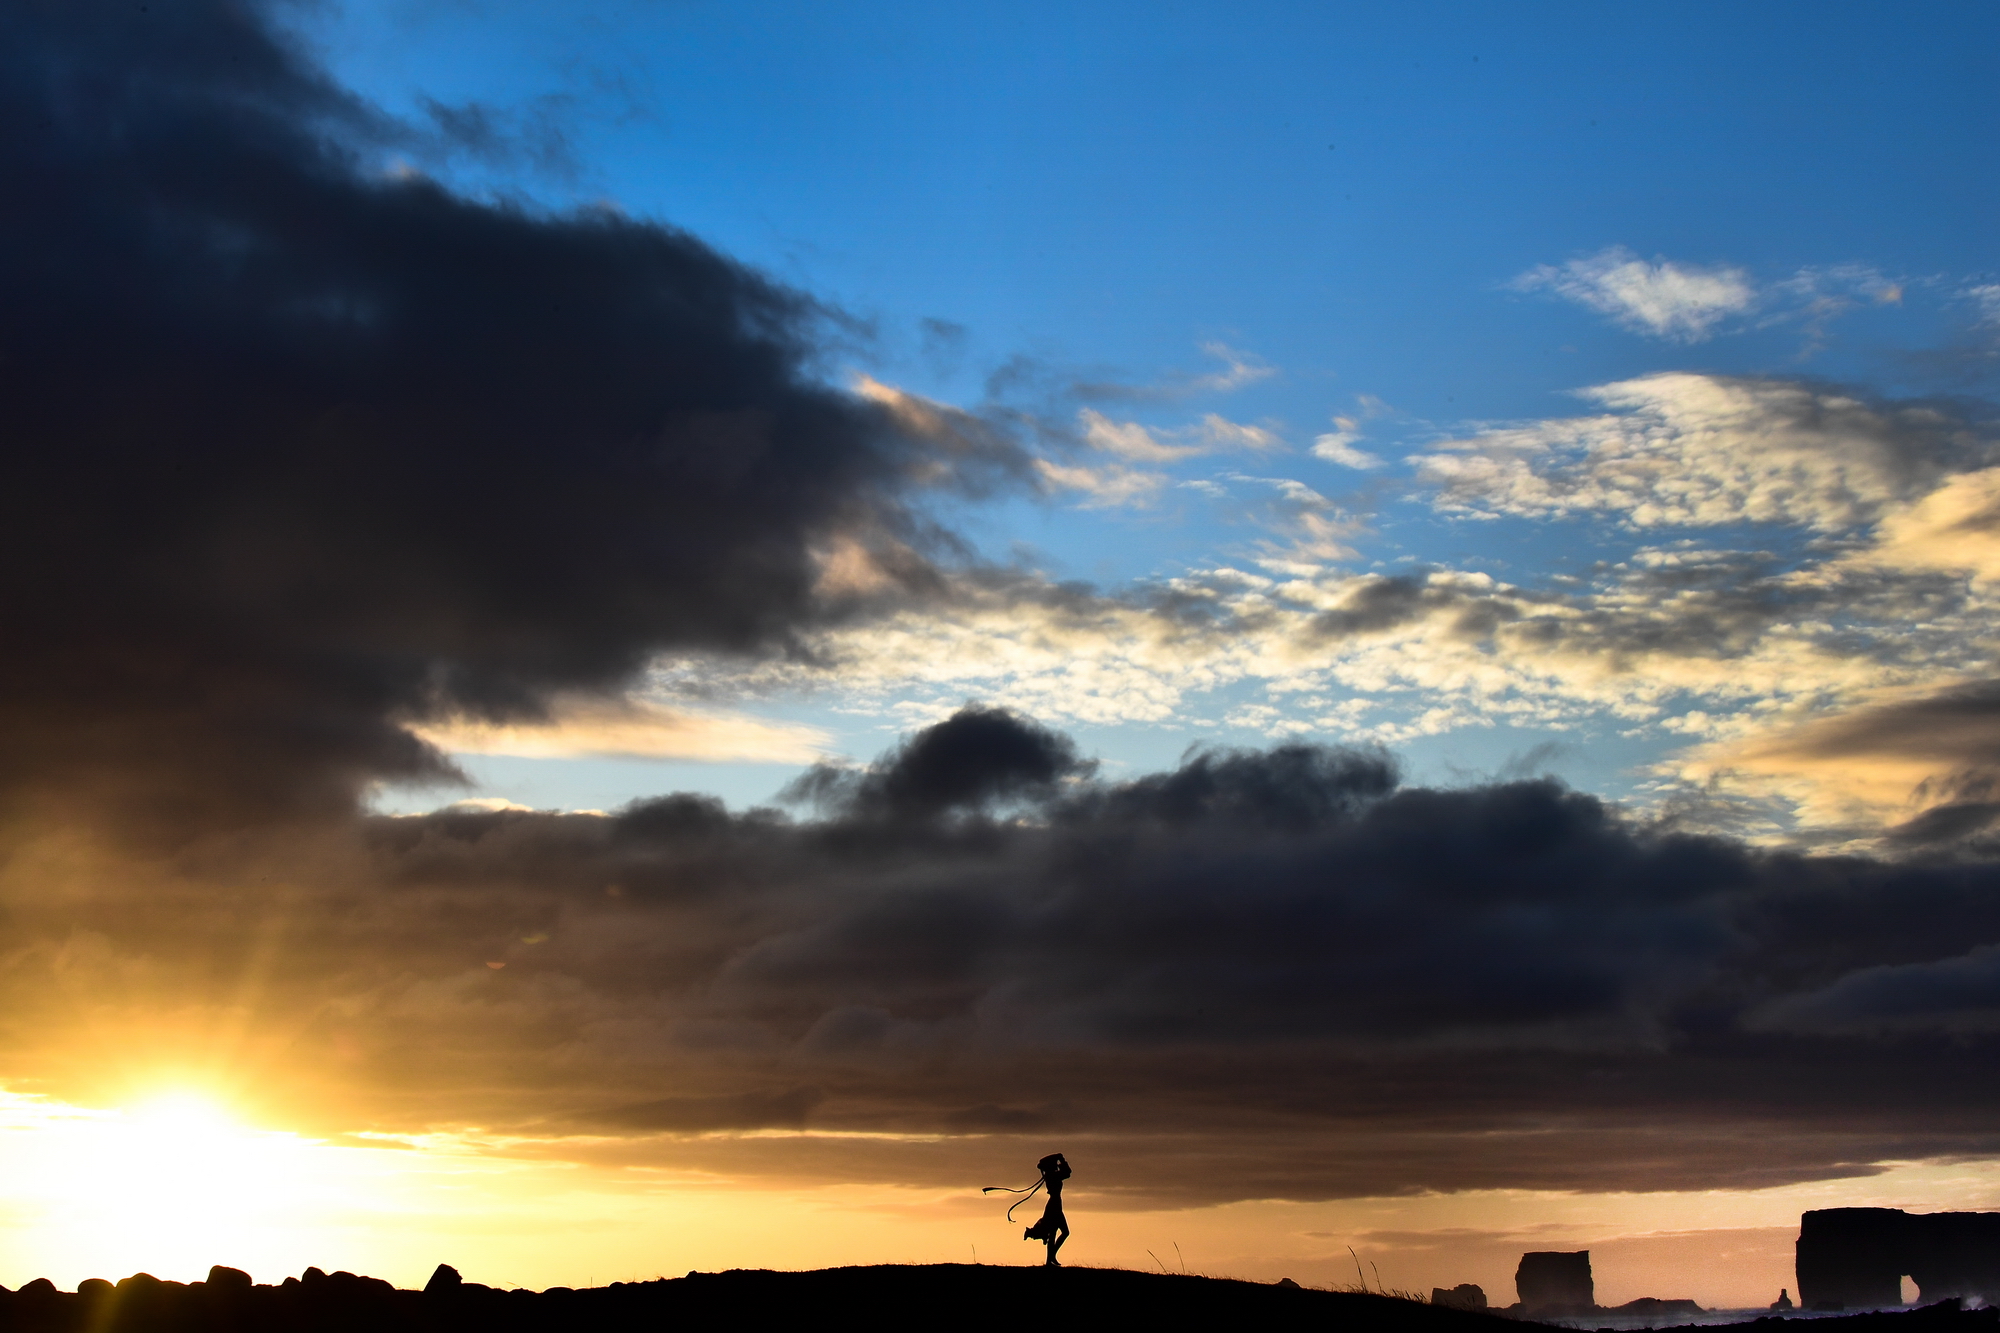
[985,1152,1071,1266]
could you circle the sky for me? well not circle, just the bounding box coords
[2,0,1999,1306]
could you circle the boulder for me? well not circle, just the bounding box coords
[1432,1284,1488,1311]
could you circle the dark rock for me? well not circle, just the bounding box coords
[207,1265,254,1294]
[1277,1277,1301,1288]
[1799,1208,2000,1309]
[77,1279,114,1299]
[1774,1288,1796,1310]
[18,1278,56,1297]
[1434,1284,1489,1311]
[1517,1251,1595,1315]
[1612,1297,1706,1317]
[425,1264,464,1295]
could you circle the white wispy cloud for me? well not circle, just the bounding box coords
[1193,412,1282,450]
[1312,422,1379,469]
[1189,340,1277,392]
[1513,246,1755,342]
[1078,408,1280,463]
[1772,263,1905,312]
[1034,457,1170,508]
[1080,409,1197,463]
[1312,394,1391,468]
[1967,284,2000,326]
[1055,407,1284,506]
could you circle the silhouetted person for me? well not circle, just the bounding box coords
[985,1151,1073,1267]
[1025,1152,1071,1265]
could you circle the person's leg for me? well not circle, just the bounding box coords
[1046,1216,1069,1266]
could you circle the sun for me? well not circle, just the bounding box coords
[0,1087,340,1284]
[125,1090,244,1142]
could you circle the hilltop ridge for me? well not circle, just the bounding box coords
[3,1264,1998,1333]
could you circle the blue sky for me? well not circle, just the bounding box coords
[297,0,2000,830]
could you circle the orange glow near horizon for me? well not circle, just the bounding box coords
[4,1086,1999,1306]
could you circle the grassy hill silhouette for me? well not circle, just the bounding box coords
[3,1263,1997,1332]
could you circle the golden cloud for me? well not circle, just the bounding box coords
[414,697,829,764]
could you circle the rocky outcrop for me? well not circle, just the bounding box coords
[1798,1209,2000,1310]
[1433,1284,1488,1310]
[1609,1297,1705,1318]
[1515,1251,1594,1316]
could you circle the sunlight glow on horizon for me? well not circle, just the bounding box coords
[2,1085,1997,1305]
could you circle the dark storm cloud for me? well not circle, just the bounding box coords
[1751,943,2000,1035]
[782,706,1094,819]
[0,0,1026,836]
[338,717,2000,1193]
[13,710,2000,1204]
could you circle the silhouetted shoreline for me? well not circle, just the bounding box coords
[1,1264,1996,1333]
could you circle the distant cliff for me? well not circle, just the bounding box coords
[1799,1208,2000,1310]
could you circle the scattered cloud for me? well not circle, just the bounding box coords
[700,535,1972,765]
[1418,373,1987,530]
[1513,246,1755,342]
